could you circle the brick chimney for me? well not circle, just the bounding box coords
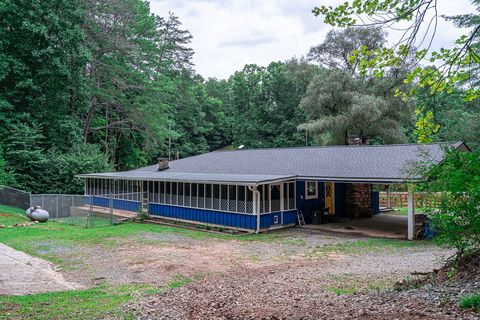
[345,135,373,218]
[157,157,169,171]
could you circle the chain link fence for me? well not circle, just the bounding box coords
[0,185,137,228]
[0,185,30,209]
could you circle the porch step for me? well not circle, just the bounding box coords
[297,211,306,226]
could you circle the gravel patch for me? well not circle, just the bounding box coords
[129,243,468,320]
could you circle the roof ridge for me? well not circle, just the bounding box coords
[211,141,459,153]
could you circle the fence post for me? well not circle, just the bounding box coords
[56,195,59,218]
[88,195,93,228]
[41,195,44,210]
[109,192,113,225]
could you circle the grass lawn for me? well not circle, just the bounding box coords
[0,204,284,258]
[388,207,428,216]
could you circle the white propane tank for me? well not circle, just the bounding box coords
[25,206,49,222]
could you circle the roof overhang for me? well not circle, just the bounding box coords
[296,176,420,184]
[76,172,418,185]
[75,172,296,186]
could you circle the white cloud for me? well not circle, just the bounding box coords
[150,0,476,79]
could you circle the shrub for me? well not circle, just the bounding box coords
[420,150,480,256]
[459,293,480,310]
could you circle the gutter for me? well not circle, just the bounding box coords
[248,185,261,233]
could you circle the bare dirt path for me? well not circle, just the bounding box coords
[0,243,80,295]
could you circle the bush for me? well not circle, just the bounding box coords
[40,144,113,194]
[459,293,480,310]
[421,150,480,256]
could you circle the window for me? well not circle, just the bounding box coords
[305,181,318,199]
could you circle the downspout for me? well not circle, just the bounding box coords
[248,185,261,233]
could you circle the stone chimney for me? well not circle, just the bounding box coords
[157,157,169,171]
[345,135,373,218]
[346,134,369,146]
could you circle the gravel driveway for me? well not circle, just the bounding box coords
[0,243,79,295]
[120,230,477,320]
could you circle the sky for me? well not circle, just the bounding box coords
[149,0,476,79]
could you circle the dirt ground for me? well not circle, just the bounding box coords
[47,229,442,288]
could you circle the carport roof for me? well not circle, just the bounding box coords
[77,141,469,184]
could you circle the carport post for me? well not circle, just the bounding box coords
[407,188,415,240]
[386,185,391,209]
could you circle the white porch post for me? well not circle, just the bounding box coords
[407,187,415,240]
[249,186,260,233]
[386,184,391,209]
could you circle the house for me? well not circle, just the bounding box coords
[77,141,469,239]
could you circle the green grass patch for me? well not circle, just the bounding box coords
[0,205,30,226]
[167,274,193,289]
[0,205,288,262]
[0,275,200,320]
[0,284,159,320]
[389,207,428,216]
[323,273,392,295]
[459,293,480,310]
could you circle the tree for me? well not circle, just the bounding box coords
[307,27,386,76]
[313,0,480,101]
[0,145,14,186]
[228,62,307,148]
[413,88,480,149]
[4,123,46,192]
[299,26,412,144]
[0,0,87,151]
[298,69,411,145]
[420,150,480,256]
[40,144,113,194]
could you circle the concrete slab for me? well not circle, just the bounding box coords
[302,213,408,239]
[0,243,80,295]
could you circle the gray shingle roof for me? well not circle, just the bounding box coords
[77,142,467,184]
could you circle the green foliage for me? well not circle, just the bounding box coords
[307,27,386,76]
[414,109,440,143]
[298,69,411,145]
[40,144,113,194]
[299,27,413,145]
[0,0,477,195]
[4,123,46,192]
[0,145,14,186]
[228,62,308,148]
[313,0,480,101]
[421,151,480,255]
[459,293,480,310]
[412,88,480,150]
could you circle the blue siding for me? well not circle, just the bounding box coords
[282,210,298,225]
[148,204,297,231]
[89,196,140,212]
[296,180,324,223]
[149,204,257,230]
